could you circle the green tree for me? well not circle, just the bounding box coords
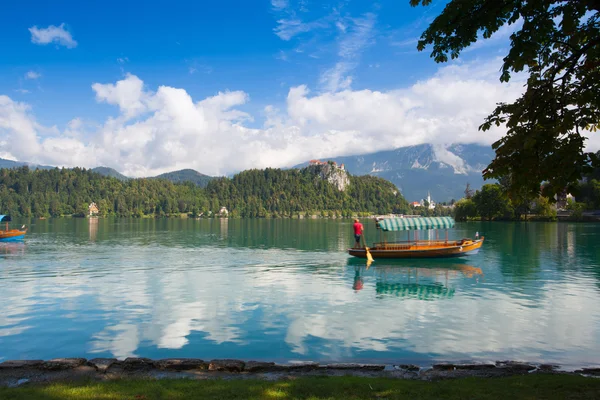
[473,184,512,221]
[566,197,586,220]
[412,0,600,200]
[532,196,558,220]
[454,198,478,221]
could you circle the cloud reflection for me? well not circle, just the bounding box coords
[1,221,599,367]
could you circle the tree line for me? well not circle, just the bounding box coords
[453,165,600,222]
[453,184,558,221]
[0,166,409,218]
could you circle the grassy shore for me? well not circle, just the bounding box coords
[1,375,599,400]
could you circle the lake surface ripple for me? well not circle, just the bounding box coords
[1,218,599,368]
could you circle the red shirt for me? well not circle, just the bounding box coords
[353,222,363,235]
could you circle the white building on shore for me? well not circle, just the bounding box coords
[420,192,435,210]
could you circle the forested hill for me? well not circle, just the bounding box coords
[206,166,409,218]
[0,165,408,218]
[153,169,213,188]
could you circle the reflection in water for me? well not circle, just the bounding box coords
[376,281,453,299]
[0,242,26,256]
[219,218,228,240]
[89,218,98,242]
[352,267,364,291]
[1,219,600,368]
[353,264,483,300]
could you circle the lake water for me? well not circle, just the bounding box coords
[1,218,599,368]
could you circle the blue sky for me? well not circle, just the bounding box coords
[1,0,453,126]
[0,0,527,176]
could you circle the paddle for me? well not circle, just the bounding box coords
[361,231,374,264]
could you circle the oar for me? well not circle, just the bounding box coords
[362,234,374,263]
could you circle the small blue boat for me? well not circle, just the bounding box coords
[0,215,26,241]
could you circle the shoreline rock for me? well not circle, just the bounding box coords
[0,357,597,387]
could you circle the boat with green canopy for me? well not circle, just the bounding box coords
[348,216,483,259]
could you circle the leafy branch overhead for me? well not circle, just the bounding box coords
[411,0,600,199]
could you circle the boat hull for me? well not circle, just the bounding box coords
[348,238,484,259]
[0,230,26,242]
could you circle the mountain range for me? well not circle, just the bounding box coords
[0,160,214,188]
[0,143,494,201]
[294,144,494,202]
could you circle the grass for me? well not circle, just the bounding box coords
[1,375,599,400]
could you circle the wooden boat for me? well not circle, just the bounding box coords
[349,216,483,259]
[0,215,26,241]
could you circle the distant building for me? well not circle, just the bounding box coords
[542,185,575,209]
[219,206,229,216]
[88,202,99,217]
[411,201,421,207]
[419,192,436,210]
[309,159,345,170]
[555,191,575,210]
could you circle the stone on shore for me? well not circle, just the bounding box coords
[208,359,245,372]
[455,364,496,370]
[87,358,117,373]
[42,358,87,370]
[538,364,560,372]
[322,363,385,371]
[287,362,319,371]
[244,361,281,372]
[395,364,420,372]
[0,360,44,369]
[575,368,600,376]
[432,363,456,371]
[155,359,207,371]
[495,361,536,372]
[123,358,155,371]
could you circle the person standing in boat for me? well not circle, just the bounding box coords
[353,218,364,249]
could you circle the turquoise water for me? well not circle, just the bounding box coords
[1,218,599,368]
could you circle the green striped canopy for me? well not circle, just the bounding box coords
[376,283,455,300]
[377,216,455,231]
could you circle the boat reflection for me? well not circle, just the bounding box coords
[351,259,483,300]
[0,242,26,256]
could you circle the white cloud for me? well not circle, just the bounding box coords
[337,13,376,59]
[25,71,41,80]
[187,63,213,75]
[0,96,41,159]
[92,73,148,119]
[14,89,30,94]
[391,37,418,48]
[319,13,376,92]
[271,0,329,41]
[276,50,289,61]
[29,23,78,48]
[271,0,288,11]
[4,57,597,178]
[274,18,326,41]
[319,62,354,92]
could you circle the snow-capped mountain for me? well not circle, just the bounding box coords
[295,144,495,202]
